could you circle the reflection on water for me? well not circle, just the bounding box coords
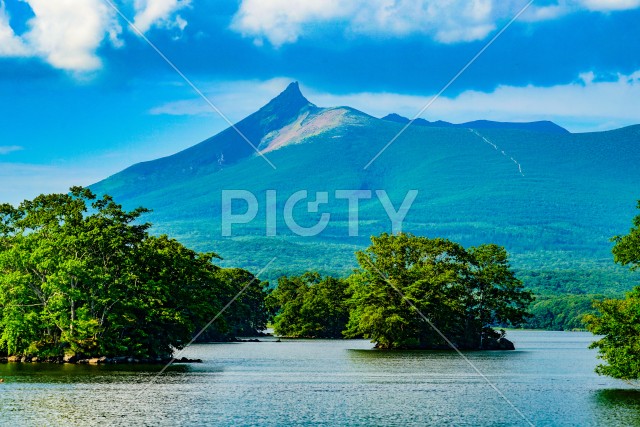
[0,362,192,383]
[592,389,640,426]
[0,331,638,426]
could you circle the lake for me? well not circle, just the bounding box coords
[1,330,639,426]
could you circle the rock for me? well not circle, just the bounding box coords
[7,356,20,363]
[87,358,100,364]
[77,359,89,364]
[63,355,78,363]
[498,338,515,350]
[31,357,39,363]
[172,357,202,363]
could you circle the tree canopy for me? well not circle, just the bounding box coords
[344,233,533,349]
[585,201,640,380]
[0,188,269,359]
[267,272,350,338]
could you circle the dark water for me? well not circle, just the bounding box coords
[0,331,638,426]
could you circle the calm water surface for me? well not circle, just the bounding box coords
[1,331,639,426]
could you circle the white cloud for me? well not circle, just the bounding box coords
[522,0,640,21]
[150,72,640,133]
[0,146,23,155]
[579,0,640,11]
[23,0,119,71]
[231,0,511,45]
[231,0,347,46]
[0,0,188,72]
[231,0,640,46]
[150,77,297,120]
[133,0,190,33]
[0,2,29,56]
[308,71,640,132]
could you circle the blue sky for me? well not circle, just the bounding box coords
[0,0,639,204]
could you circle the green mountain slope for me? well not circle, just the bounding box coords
[92,83,640,295]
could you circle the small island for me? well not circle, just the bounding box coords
[268,233,532,350]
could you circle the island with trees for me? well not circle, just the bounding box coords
[0,188,269,363]
[269,233,533,350]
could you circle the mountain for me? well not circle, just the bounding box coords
[91,83,640,294]
[381,113,570,134]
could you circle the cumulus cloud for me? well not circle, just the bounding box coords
[23,0,119,71]
[231,0,640,46]
[0,2,29,56]
[0,0,188,72]
[231,0,511,45]
[132,0,190,33]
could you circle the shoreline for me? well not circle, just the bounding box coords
[0,355,203,364]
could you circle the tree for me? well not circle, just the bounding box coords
[194,268,271,342]
[0,188,269,358]
[344,233,532,350]
[585,201,640,379]
[464,244,533,348]
[584,289,640,380]
[612,201,640,270]
[267,272,350,338]
[0,188,155,357]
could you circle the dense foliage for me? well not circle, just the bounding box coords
[267,272,350,338]
[342,233,533,349]
[523,294,602,330]
[585,289,640,380]
[585,201,640,380]
[0,188,269,358]
[194,267,271,342]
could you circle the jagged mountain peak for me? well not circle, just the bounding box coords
[259,81,315,116]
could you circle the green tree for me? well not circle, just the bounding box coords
[525,294,602,330]
[585,201,640,379]
[585,289,640,380]
[268,272,350,338]
[194,268,271,342]
[0,188,269,358]
[0,188,154,357]
[612,201,640,270]
[463,244,534,348]
[345,233,532,350]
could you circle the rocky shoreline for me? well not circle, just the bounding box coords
[0,355,202,364]
[0,337,269,364]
